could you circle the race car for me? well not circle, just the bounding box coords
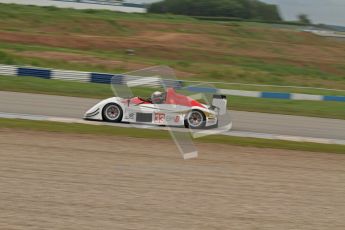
[84,87,228,129]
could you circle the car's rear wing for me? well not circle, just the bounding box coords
[211,95,227,115]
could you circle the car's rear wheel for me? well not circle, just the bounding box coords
[102,103,123,122]
[185,110,206,129]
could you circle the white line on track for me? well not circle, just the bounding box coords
[1,112,345,146]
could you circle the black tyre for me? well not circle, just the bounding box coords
[102,103,123,122]
[184,110,206,129]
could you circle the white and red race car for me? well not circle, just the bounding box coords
[84,88,228,129]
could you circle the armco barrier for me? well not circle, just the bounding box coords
[1,64,345,102]
[17,67,51,79]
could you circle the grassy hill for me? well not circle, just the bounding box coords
[0,3,344,119]
[1,3,344,89]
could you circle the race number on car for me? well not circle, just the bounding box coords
[154,113,165,124]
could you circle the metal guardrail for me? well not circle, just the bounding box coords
[53,0,146,8]
[0,0,146,13]
[1,64,345,102]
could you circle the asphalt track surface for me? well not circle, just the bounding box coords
[1,130,345,230]
[1,91,345,140]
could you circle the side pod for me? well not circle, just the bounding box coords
[212,95,227,115]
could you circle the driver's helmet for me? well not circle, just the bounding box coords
[151,91,164,104]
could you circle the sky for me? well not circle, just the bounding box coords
[262,0,345,26]
[130,0,345,26]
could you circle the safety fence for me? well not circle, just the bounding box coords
[1,64,345,102]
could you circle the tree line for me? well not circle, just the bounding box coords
[148,0,282,21]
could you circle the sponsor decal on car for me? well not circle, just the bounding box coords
[174,115,180,123]
[165,115,180,123]
[128,113,135,119]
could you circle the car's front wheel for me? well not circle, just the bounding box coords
[185,110,206,129]
[102,103,123,122]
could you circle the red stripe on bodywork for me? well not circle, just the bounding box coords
[165,88,205,108]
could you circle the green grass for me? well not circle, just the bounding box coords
[1,118,345,154]
[1,75,344,120]
[1,42,344,91]
[230,96,345,119]
[1,41,345,96]
[0,75,114,98]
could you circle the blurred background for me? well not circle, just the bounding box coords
[0,0,344,119]
[1,3,345,228]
